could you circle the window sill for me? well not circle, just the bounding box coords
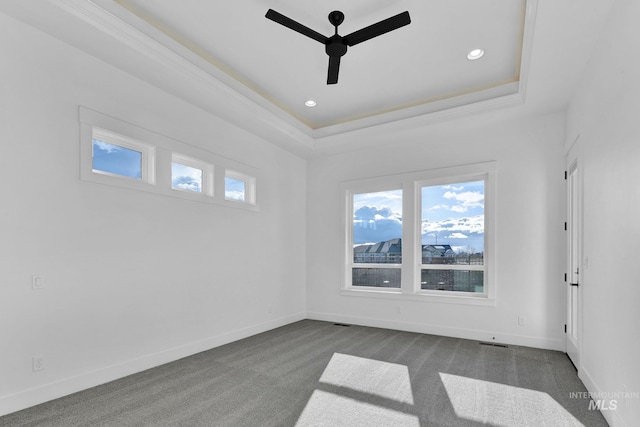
[341,288,496,306]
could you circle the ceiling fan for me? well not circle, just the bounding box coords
[265,9,411,85]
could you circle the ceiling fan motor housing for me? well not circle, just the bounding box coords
[326,35,347,57]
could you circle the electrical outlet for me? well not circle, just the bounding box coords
[31,275,45,290]
[395,305,401,314]
[518,316,527,326]
[32,356,45,372]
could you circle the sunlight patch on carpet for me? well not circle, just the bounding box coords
[439,372,585,426]
[295,353,418,426]
[318,353,414,404]
[295,390,420,427]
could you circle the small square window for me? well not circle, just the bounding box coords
[171,153,213,197]
[92,139,142,180]
[225,170,256,205]
[225,177,246,201]
[172,162,203,193]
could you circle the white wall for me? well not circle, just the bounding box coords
[0,13,306,415]
[566,0,640,425]
[306,111,567,350]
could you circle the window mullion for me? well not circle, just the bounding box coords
[401,179,417,294]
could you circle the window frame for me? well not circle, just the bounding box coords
[79,106,259,211]
[171,152,214,197]
[91,127,156,185]
[225,169,257,205]
[346,184,404,292]
[341,162,496,306]
[416,175,490,298]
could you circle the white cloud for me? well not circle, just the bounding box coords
[93,140,121,153]
[442,184,464,191]
[172,175,202,192]
[353,205,402,244]
[422,215,484,234]
[446,232,468,239]
[428,204,449,211]
[354,190,403,214]
[442,191,484,213]
[225,190,245,201]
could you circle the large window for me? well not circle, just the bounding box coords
[420,180,485,293]
[343,162,495,304]
[352,189,403,288]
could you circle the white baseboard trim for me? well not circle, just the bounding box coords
[306,311,564,351]
[580,367,625,427]
[0,312,306,417]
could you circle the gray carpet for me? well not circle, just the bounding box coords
[0,320,608,426]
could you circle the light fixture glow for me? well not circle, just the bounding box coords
[467,48,485,60]
[305,99,317,107]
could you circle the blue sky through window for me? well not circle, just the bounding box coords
[352,181,484,253]
[92,139,142,179]
[421,181,484,253]
[171,162,202,192]
[353,189,403,245]
[225,177,245,201]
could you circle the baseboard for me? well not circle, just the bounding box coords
[306,311,564,351]
[580,367,626,427]
[0,312,306,417]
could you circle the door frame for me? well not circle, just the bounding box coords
[565,137,583,369]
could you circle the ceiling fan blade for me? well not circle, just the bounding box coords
[327,56,341,84]
[344,11,411,46]
[265,9,328,44]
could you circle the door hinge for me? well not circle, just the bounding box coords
[564,170,568,180]
[564,222,567,231]
[564,273,567,282]
[564,324,567,333]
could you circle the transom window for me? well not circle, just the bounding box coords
[91,128,155,184]
[225,177,245,201]
[171,153,214,197]
[225,170,256,205]
[80,108,258,210]
[93,140,142,180]
[172,162,202,192]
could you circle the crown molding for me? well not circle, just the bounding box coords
[44,0,538,155]
[49,0,317,152]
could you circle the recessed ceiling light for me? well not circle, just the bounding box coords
[467,48,485,60]
[305,99,317,107]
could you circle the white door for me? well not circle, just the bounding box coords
[566,150,581,368]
